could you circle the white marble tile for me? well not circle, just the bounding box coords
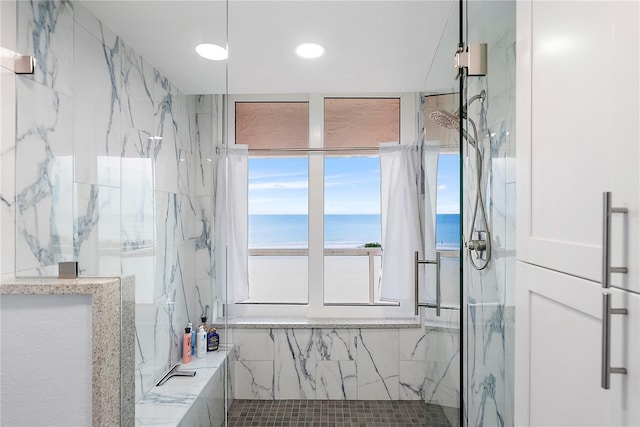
[315,329,357,361]
[121,42,154,134]
[274,329,316,399]
[315,361,357,400]
[195,113,214,197]
[17,0,74,97]
[357,329,398,400]
[176,91,196,154]
[123,248,154,305]
[399,361,427,400]
[194,196,213,280]
[235,360,274,399]
[189,278,212,328]
[153,295,182,385]
[121,150,154,252]
[73,22,121,187]
[424,328,460,409]
[74,184,121,276]
[72,2,116,47]
[135,302,157,400]
[233,329,275,361]
[155,191,179,298]
[195,95,213,114]
[398,327,426,361]
[15,79,73,274]
[178,151,198,241]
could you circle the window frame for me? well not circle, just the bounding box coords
[226,93,419,318]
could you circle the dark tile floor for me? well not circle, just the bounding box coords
[227,400,458,427]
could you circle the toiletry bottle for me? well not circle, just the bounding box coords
[188,322,195,356]
[196,325,207,359]
[183,327,192,363]
[200,316,208,331]
[207,326,219,352]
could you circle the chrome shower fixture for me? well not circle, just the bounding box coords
[428,90,492,270]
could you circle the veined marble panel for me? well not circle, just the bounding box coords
[194,196,213,280]
[233,329,275,361]
[424,329,460,409]
[121,42,154,134]
[357,329,398,400]
[17,0,74,97]
[398,327,427,361]
[135,302,156,401]
[74,183,120,276]
[316,361,357,400]
[195,113,214,197]
[274,329,316,399]
[153,294,182,388]
[399,361,428,400]
[235,360,274,400]
[73,21,121,187]
[315,328,357,361]
[153,71,179,194]
[121,143,154,252]
[15,78,73,274]
[177,151,197,241]
[155,191,179,298]
[176,91,196,154]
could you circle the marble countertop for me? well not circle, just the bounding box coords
[221,317,422,329]
[0,276,123,293]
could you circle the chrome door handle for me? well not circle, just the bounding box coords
[602,192,628,288]
[414,251,441,316]
[601,292,627,390]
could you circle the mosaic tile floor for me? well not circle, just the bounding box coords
[227,400,458,426]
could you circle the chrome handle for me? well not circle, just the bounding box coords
[602,192,628,289]
[414,251,441,316]
[601,292,627,390]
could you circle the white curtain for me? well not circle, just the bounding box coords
[378,142,439,302]
[226,144,250,302]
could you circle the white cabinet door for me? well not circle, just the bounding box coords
[516,0,640,291]
[515,262,640,426]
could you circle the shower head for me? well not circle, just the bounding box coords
[428,109,477,147]
[429,110,460,130]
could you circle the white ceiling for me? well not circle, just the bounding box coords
[83,1,459,95]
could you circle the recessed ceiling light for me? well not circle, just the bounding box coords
[295,43,325,59]
[195,44,228,61]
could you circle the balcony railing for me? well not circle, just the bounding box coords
[248,247,383,304]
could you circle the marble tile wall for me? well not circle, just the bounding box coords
[1,0,219,403]
[230,324,459,408]
[463,12,516,427]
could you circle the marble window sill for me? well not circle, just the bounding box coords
[221,317,423,329]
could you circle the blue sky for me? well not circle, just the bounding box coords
[248,154,460,215]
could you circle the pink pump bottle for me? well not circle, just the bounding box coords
[183,327,192,363]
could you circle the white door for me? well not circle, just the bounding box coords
[515,262,640,426]
[516,0,640,292]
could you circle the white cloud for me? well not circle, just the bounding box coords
[438,184,447,191]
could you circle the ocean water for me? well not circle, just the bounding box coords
[249,214,460,249]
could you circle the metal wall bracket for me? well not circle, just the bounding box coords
[0,48,35,74]
[455,43,487,76]
[14,55,35,74]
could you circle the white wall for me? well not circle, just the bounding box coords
[1,295,92,426]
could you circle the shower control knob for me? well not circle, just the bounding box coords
[467,239,487,252]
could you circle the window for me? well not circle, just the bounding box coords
[229,94,440,318]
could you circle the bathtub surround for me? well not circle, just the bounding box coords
[0,276,135,426]
[463,7,516,427]
[0,0,219,407]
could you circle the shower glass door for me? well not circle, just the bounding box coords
[422,1,463,426]
[462,1,516,426]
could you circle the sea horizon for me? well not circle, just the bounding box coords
[249,213,461,249]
